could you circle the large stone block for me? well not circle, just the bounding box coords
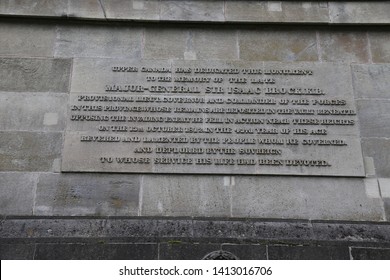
[221,244,267,260]
[362,138,390,178]
[225,1,329,23]
[352,64,390,99]
[239,29,318,61]
[102,0,160,20]
[329,2,390,24]
[0,0,68,17]
[160,0,224,22]
[54,25,142,58]
[0,244,35,260]
[0,58,71,93]
[357,100,390,138]
[141,175,231,217]
[370,32,390,63]
[231,177,384,221]
[0,173,37,215]
[319,32,369,63]
[0,22,56,57]
[34,243,158,260]
[159,243,221,260]
[351,247,390,260]
[0,92,67,132]
[143,28,187,59]
[68,0,105,19]
[268,245,350,260]
[0,132,62,172]
[35,173,140,216]
[191,30,238,60]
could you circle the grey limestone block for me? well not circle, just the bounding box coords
[319,31,369,63]
[357,100,390,138]
[352,64,390,99]
[0,244,35,260]
[54,25,142,58]
[143,28,188,59]
[221,244,267,260]
[0,173,38,215]
[34,173,140,216]
[0,0,68,17]
[159,243,221,260]
[239,29,318,61]
[0,92,67,132]
[0,132,62,172]
[160,0,224,22]
[34,243,158,260]
[329,2,390,25]
[68,0,105,19]
[362,138,390,178]
[225,1,329,23]
[369,32,390,63]
[101,0,160,21]
[351,247,390,260]
[141,175,231,217]
[144,28,238,60]
[231,176,384,221]
[0,58,71,93]
[0,0,104,19]
[191,30,238,60]
[0,22,56,57]
[268,245,350,260]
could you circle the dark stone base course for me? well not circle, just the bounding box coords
[1,217,390,260]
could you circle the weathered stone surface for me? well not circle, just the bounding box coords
[0,244,35,260]
[370,32,390,63]
[312,221,390,244]
[191,30,238,60]
[0,92,67,132]
[0,132,62,172]
[268,245,350,260]
[102,0,160,20]
[192,219,313,242]
[55,25,142,58]
[0,22,55,57]
[232,177,384,221]
[0,0,68,17]
[351,247,390,260]
[329,2,390,24]
[319,32,369,63]
[226,1,329,23]
[0,173,37,215]
[143,29,187,59]
[352,64,390,99]
[357,100,390,137]
[68,0,104,19]
[0,218,107,239]
[221,244,267,260]
[159,243,221,260]
[362,138,390,178]
[34,173,140,216]
[34,243,158,260]
[0,58,71,93]
[160,0,224,22]
[141,175,231,217]
[239,29,318,61]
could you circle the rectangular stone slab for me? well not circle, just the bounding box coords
[62,59,365,176]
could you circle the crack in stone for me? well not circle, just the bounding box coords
[97,0,107,19]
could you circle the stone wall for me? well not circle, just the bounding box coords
[1,1,390,259]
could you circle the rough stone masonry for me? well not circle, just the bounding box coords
[0,1,390,260]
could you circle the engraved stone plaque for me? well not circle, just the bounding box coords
[62,59,365,176]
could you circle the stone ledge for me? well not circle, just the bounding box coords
[0,1,388,25]
[1,217,390,246]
